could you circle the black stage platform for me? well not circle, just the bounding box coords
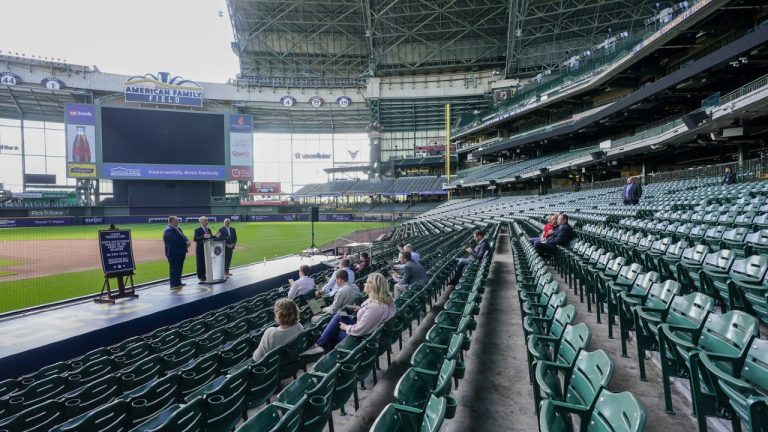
[0,255,334,380]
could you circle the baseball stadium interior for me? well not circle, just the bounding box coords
[1,0,768,431]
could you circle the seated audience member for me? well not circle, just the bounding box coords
[287,265,316,299]
[452,230,491,283]
[530,213,557,244]
[391,251,429,298]
[722,167,736,185]
[534,213,573,256]
[319,269,361,317]
[308,272,396,352]
[403,244,420,264]
[319,258,355,296]
[252,299,303,362]
[354,252,370,274]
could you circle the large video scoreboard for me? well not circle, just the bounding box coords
[64,104,253,181]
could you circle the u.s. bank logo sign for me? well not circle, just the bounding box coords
[124,72,204,107]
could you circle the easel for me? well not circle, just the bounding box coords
[95,270,138,304]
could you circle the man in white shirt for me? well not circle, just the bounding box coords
[320,258,355,296]
[288,265,316,299]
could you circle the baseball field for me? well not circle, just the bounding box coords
[0,221,391,314]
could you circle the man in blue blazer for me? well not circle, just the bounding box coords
[193,216,213,281]
[163,216,189,289]
[216,218,237,277]
[534,214,573,256]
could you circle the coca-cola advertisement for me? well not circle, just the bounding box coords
[64,103,97,178]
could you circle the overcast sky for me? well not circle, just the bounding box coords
[0,0,240,83]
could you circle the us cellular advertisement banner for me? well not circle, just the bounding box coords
[229,114,253,180]
[64,103,97,178]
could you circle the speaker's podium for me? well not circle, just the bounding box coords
[201,238,227,284]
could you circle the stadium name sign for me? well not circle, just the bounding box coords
[124,72,204,107]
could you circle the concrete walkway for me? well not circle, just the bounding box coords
[444,231,539,432]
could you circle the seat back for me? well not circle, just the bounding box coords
[666,293,716,330]
[566,350,614,408]
[588,390,647,432]
[740,338,768,393]
[698,311,759,367]
[629,272,660,296]
[549,305,577,339]
[643,280,681,309]
[554,323,592,366]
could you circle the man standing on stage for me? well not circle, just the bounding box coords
[216,218,237,277]
[193,216,212,282]
[163,216,189,290]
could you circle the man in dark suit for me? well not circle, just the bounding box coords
[216,218,237,277]
[163,216,189,290]
[452,230,491,283]
[391,251,429,298]
[534,213,573,256]
[193,216,213,282]
[722,167,736,185]
[622,176,642,205]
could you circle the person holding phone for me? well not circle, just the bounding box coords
[307,272,395,353]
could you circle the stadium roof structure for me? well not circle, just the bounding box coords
[227,0,657,79]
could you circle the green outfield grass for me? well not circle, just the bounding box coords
[0,222,391,313]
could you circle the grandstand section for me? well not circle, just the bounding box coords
[3,1,768,431]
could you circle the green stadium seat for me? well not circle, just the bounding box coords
[132,396,205,432]
[1,374,68,417]
[52,399,131,432]
[697,337,768,432]
[161,340,198,371]
[535,349,614,418]
[659,309,759,414]
[118,372,181,428]
[185,367,249,432]
[370,394,453,432]
[177,351,221,396]
[233,345,282,409]
[275,371,336,432]
[394,359,455,413]
[218,335,253,372]
[539,389,646,432]
[60,374,123,420]
[0,400,65,432]
[313,347,359,415]
[634,292,715,381]
[119,354,164,392]
[238,396,306,432]
[532,323,591,413]
[149,329,183,355]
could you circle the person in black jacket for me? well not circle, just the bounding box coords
[722,167,736,185]
[534,214,573,257]
[193,216,213,282]
[622,176,642,205]
[163,216,189,289]
[216,218,237,277]
[452,230,491,284]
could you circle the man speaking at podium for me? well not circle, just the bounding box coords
[194,216,213,282]
[216,218,237,277]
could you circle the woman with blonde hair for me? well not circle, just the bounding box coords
[252,298,303,362]
[308,272,396,353]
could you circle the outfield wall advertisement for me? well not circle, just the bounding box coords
[65,104,97,178]
[229,114,254,181]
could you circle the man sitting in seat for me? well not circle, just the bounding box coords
[319,258,355,296]
[314,269,360,320]
[530,213,557,245]
[287,265,316,299]
[534,213,573,257]
[452,230,491,284]
[390,251,429,298]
